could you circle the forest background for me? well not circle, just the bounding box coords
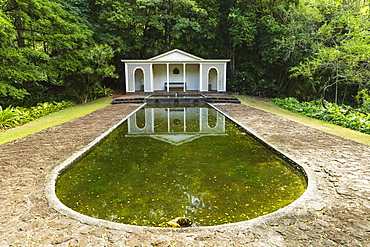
[0,0,369,107]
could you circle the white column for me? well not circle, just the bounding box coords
[166,63,170,92]
[222,63,227,92]
[149,63,153,92]
[199,63,202,91]
[124,63,129,92]
[183,63,186,92]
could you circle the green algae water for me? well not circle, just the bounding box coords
[56,105,307,227]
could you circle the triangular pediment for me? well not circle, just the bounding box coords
[149,49,203,61]
[149,134,201,145]
[126,133,227,146]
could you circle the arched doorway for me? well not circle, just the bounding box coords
[134,68,144,91]
[208,68,218,91]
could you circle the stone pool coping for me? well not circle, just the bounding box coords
[0,103,369,246]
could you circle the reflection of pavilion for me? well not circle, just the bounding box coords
[127,107,226,145]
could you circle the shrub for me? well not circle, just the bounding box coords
[0,101,75,131]
[355,89,370,114]
[273,97,370,134]
[0,106,18,130]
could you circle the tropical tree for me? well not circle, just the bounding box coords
[0,7,40,101]
[52,44,117,103]
[0,0,116,106]
[289,0,370,103]
[1,0,369,105]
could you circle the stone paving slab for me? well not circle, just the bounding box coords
[0,103,369,246]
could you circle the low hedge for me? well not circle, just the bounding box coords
[273,97,370,134]
[0,101,75,131]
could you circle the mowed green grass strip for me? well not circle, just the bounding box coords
[235,95,370,146]
[0,97,111,145]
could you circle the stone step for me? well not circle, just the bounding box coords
[111,98,145,104]
[111,93,240,104]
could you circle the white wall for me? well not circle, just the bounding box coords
[126,63,152,92]
[153,64,200,91]
[186,64,199,91]
[153,64,167,91]
[169,64,183,82]
[201,63,226,92]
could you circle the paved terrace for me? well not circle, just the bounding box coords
[0,103,369,246]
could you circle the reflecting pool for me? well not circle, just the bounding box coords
[56,105,307,227]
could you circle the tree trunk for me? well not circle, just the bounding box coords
[164,0,171,51]
[165,18,170,51]
[15,7,26,47]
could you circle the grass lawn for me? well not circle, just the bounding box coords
[235,95,370,146]
[0,97,111,145]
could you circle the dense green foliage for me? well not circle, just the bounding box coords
[1,0,369,107]
[0,101,75,130]
[0,0,116,105]
[273,90,370,134]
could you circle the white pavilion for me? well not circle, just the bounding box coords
[121,49,230,93]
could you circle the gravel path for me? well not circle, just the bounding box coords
[0,103,369,246]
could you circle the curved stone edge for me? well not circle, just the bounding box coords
[44,103,318,233]
[206,104,319,228]
[44,104,148,231]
